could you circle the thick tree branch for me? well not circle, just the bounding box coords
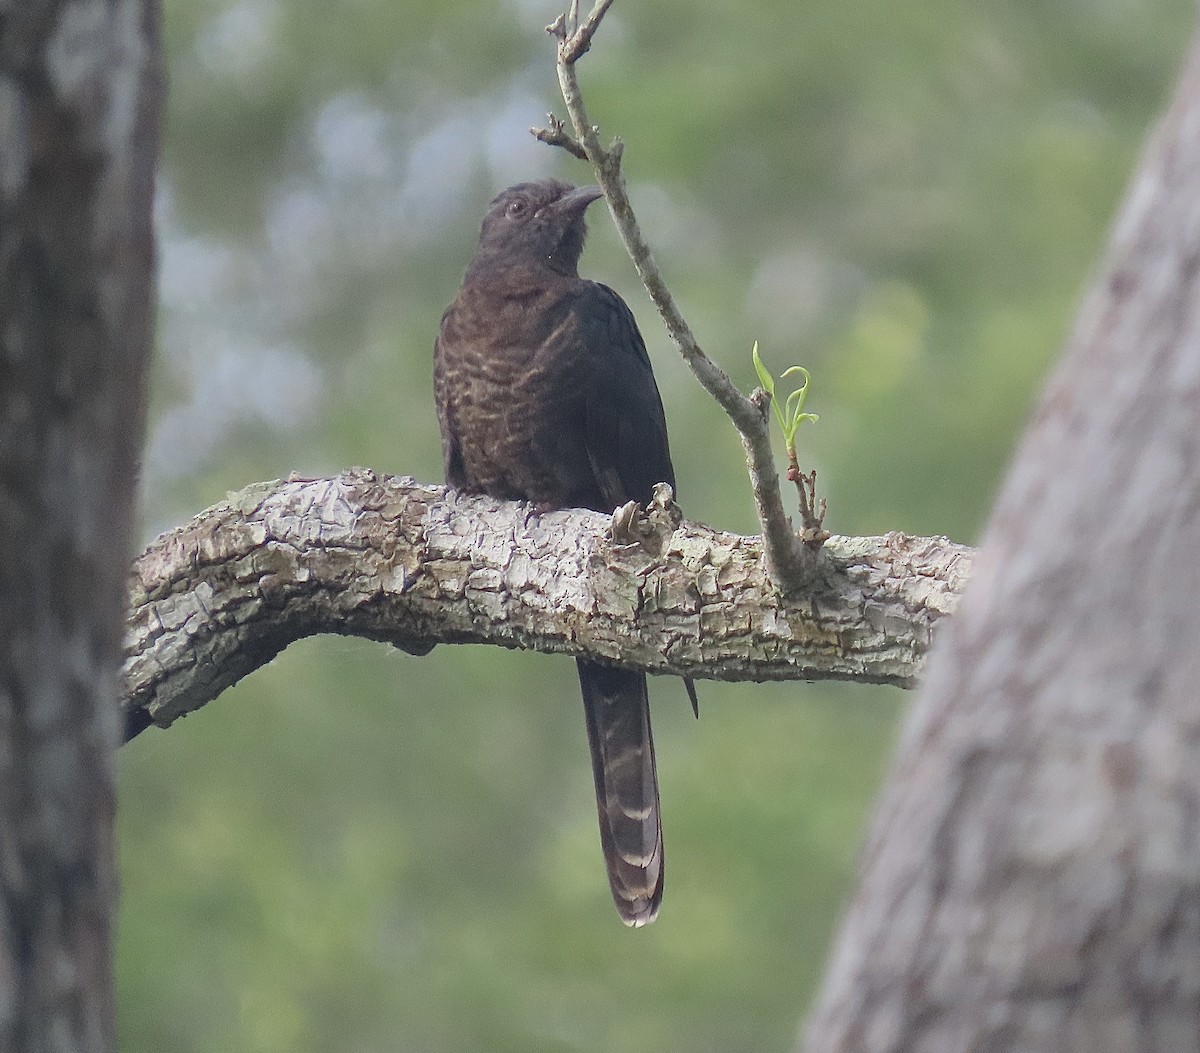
[534,0,820,594]
[121,470,971,734]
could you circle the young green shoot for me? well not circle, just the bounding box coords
[751,342,828,545]
[751,342,819,476]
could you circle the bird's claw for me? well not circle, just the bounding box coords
[648,482,683,531]
[609,484,682,553]
[609,500,643,544]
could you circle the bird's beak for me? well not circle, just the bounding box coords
[552,184,604,217]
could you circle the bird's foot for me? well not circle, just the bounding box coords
[609,483,682,554]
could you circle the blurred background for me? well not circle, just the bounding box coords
[117,0,1195,1049]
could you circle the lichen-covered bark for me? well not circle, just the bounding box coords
[0,2,161,1050]
[800,25,1200,1053]
[121,471,971,733]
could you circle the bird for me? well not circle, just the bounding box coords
[433,178,694,926]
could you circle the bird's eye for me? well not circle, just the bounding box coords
[505,199,528,218]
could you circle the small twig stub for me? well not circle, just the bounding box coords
[531,113,587,159]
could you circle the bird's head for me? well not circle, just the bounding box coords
[470,179,604,276]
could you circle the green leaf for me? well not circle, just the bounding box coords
[751,341,775,397]
[751,342,818,455]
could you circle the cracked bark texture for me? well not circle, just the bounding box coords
[121,471,971,734]
[0,2,161,1051]
[800,22,1200,1053]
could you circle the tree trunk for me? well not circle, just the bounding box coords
[800,20,1200,1053]
[0,2,161,1050]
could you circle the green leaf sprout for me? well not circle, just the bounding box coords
[751,341,818,467]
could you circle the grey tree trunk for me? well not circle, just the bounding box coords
[800,20,1200,1053]
[0,2,161,1050]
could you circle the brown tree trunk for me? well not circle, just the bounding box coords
[800,19,1200,1053]
[0,2,161,1050]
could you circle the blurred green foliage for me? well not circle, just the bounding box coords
[119,0,1194,1049]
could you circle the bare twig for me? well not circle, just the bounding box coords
[790,467,829,545]
[552,0,612,61]
[530,112,587,160]
[533,0,820,593]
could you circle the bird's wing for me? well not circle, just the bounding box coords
[575,281,700,717]
[433,310,470,490]
[577,282,676,510]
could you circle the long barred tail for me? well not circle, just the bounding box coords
[576,659,664,926]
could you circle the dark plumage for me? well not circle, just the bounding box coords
[434,178,690,925]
